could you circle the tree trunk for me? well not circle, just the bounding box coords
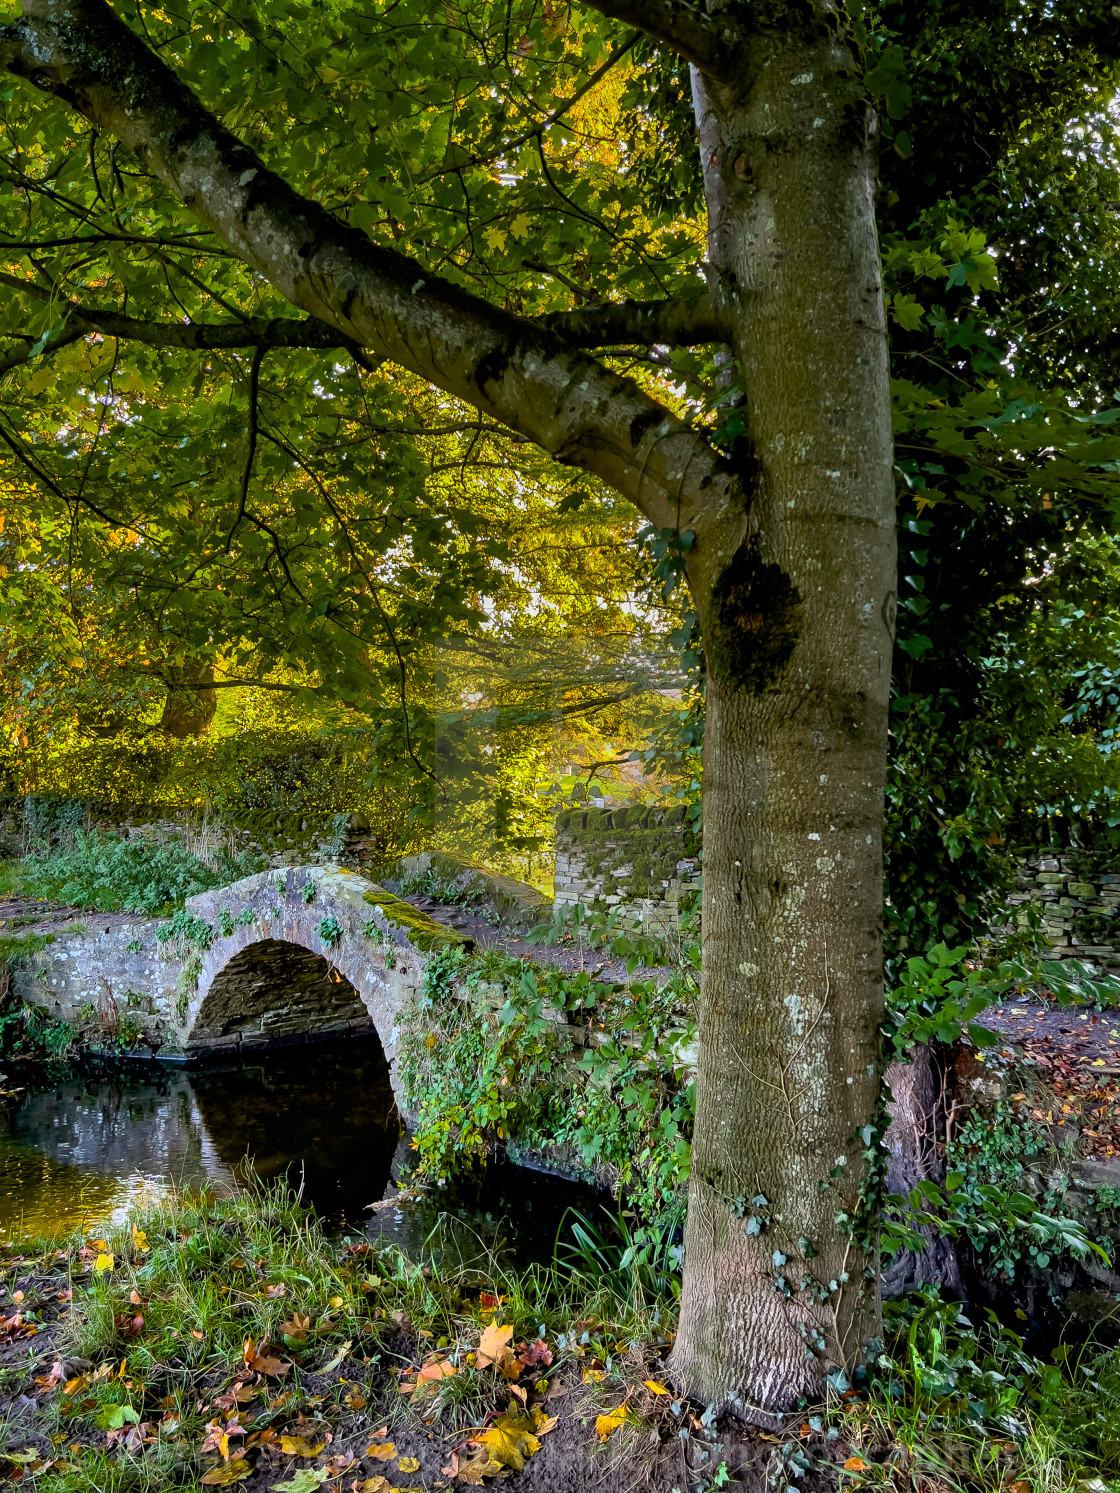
[671,21,896,1416]
[159,661,218,739]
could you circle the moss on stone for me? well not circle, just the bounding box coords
[361,889,466,951]
[556,805,699,901]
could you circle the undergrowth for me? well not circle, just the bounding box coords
[395,943,696,1223]
[0,832,260,917]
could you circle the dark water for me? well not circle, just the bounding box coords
[0,1035,602,1268]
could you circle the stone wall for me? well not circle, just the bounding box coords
[553,804,700,931]
[1007,849,1120,968]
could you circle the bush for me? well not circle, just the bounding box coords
[11,830,233,916]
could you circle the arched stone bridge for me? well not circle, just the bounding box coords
[16,866,471,1107]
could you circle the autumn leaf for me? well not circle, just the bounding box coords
[643,1380,670,1395]
[844,1457,868,1472]
[131,1226,149,1253]
[477,1411,542,1471]
[447,1448,504,1484]
[271,1471,330,1493]
[581,1366,606,1383]
[279,1435,326,1457]
[264,1283,287,1300]
[343,1386,366,1409]
[93,1253,114,1274]
[279,1313,311,1341]
[397,1457,420,1473]
[200,1459,253,1485]
[530,1405,558,1436]
[353,1480,392,1493]
[516,1340,553,1369]
[366,1442,395,1461]
[595,1405,635,1440]
[476,1323,517,1375]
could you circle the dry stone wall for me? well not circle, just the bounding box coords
[553,804,700,931]
[1008,849,1120,968]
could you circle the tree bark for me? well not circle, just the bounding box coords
[159,661,218,739]
[669,14,896,1416]
[0,0,898,1418]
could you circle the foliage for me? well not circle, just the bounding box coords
[4,831,238,917]
[396,945,695,1222]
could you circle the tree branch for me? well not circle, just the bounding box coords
[544,292,730,347]
[578,0,743,82]
[0,271,378,363]
[0,0,743,547]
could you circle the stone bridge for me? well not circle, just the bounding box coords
[14,866,472,1107]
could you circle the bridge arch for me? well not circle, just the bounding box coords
[176,867,463,1103]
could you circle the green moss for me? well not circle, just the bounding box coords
[557,805,700,902]
[361,889,466,951]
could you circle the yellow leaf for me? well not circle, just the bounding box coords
[530,1405,558,1435]
[93,1253,114,1274]
[643,1379,669,1395]
[280,1435,325,1457]
[581,1366,605,1383]
[509,213,533,241]
[354,1481,391,1493]
[329,1296,343,1309]
[595,1405,633,1441]
[478,1411,542,1471]
[453,1451,504,1485]
[397,1457,420,1472]
[482,225,508,254]
[366,1442,395,1461]
[131,1226,148,1253]
[476,1322,516,1373]
[200,1460,253,1485]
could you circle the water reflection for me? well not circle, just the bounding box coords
[0,1036,604,1268]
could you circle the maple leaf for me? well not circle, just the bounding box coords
[366,1442,395,1461]
[476,1323,517,1374]
[353,1480,392,1493]
[516,1340,553,1368]
[477,1410,542,1471]
[272,1471,330,1492]
[343,1386,366,1409]
[530,1405,558,1436]
[280,1313,311,1341]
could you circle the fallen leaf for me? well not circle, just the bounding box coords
[581,1367,606,1384]
[265,1283,287,1300]
[131,1226,149,1253]
[397,1457,420,1473]
[280,1435,326,1457]
[595,1405,634,1441]
[343,1386,366,1409]
[271,1471,330,1492]
[353,1481,391,1493]
[280,1314,311,1341]
[476,1323,516,1374]
[93,1253,114,1274]
[448,1449,504,1484]
[844,1457,868,1472]
[530,1405,558,1436]
[200,1460,253,1485]
[544,1380,569,1401]
[366,1443,396,1461]
[516,1340,553,1369]
[643,1380,669,1395]
[478,1410,542,1471]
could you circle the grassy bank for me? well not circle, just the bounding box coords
[0,1189,1118,1493]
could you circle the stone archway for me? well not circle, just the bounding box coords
[187,938,372,1050]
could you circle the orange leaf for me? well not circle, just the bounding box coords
[844,1457,868,1472]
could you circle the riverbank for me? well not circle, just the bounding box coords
[0,1188,1119,1493]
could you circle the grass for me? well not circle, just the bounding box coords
[2,1189,1120,1493]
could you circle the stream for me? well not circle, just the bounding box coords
[0,1033,606,1269]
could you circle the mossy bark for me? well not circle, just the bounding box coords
[669,24,895,1417]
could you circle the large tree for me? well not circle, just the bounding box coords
[0,0,1114,1416]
